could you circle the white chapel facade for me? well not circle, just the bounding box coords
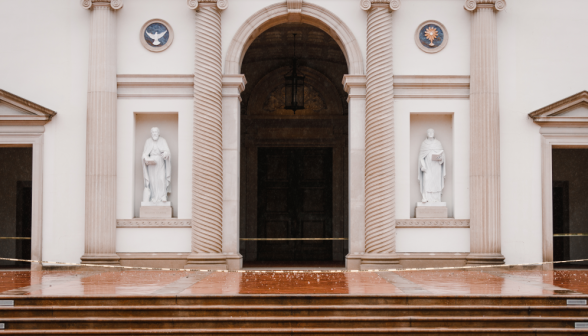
[0,0,587,270]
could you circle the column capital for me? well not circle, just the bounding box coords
[187,0,228,11]
[81,0,123,10]
[342,75,366,100]
[360,0,400,11]
[464,0,506,12]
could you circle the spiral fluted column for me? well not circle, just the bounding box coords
[465,0,506,265]
[360,0,400,269]
[186,0,229,270]
[80,0,123,265]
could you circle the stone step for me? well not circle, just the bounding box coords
[5,295,588,307]
[0,328,586,335]
[1,305,588,318]
[1,316,587,329]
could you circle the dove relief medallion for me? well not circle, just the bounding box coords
[140,19,174,53]
[414,20,448,54]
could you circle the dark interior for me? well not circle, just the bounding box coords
[239,23,349,267]
[0,147,32,269]
[552,148,588,268]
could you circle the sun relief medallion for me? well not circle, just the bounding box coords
[140,19,174,52]
[415,20,448,54]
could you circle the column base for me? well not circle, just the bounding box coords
[466,253,505,265]
[185,253,243,270]
[346,253,401,270]
[81,254,121,265]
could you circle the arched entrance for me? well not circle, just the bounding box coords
[238,22,349,268]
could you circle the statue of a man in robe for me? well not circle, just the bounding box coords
[142,127,171,204]
[418,128,446,203]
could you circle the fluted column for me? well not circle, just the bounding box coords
[186,0,229,270]
[80,0,123,265]
[359,0,400,269]
[465,0,505,265]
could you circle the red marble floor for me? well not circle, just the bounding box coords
[0,269,587,296]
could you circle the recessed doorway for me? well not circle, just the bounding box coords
[239,22,349,268]
[552,148,588,268]
[0,147,33,269]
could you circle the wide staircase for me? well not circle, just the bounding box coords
[0,295,587,335]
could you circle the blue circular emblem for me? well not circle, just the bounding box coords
[144,22,170,48]
[418,24,444,49]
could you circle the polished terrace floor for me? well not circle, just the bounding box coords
[1,269,588,296]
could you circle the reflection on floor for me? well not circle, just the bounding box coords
[1,269,588,296]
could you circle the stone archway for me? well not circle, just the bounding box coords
[224,2,364,76]
[220,2,365,269]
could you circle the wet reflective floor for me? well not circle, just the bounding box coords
[1,269,588,296]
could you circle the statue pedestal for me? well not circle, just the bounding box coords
[416,202,447,218]
[140,202,172,218]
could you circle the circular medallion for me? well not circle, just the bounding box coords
[414,20,448,54]
[140,19,174,53]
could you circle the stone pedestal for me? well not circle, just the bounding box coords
[140,203,172,219]
[416,202,448,218]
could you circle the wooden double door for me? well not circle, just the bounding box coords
[257,147,333,261]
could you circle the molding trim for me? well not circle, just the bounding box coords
[117,218,192,228]
[0,131,44,271]
[0,90,56,125]
[393,75,470,99]
[116,74,194,98]
[529,91,588,127]
[396,218,470,228]
[224,2,364,75]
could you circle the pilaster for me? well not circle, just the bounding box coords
[358,0,400,270]
[221,74,246,270]
[186,0,229,270]
[80,0,123,265]
[464,0,506,265]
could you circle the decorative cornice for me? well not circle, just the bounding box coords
[0,89,56,126]
[360,0,401,11]
[396,219,470,228]
[116,74,194,99]
[464,0,506,11]
[528,91,588,127]
[187,0,228,11]
[81,0,123,10]
[393,75,470,99]
[117,219,192,228]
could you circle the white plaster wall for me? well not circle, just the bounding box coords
[118,0,195,74]
[396,228,470,252]
[116,228,192,252]
[393,0,470,76]
[497,0,588,265]
[0,0,90,264]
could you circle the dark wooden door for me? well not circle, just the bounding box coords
[257,147,333,261]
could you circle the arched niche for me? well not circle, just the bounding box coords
[224,2,364,76]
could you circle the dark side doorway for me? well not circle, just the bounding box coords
[0,147,33,269]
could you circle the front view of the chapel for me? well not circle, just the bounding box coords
[0,0,587,270]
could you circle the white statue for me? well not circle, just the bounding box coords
[418,128,446,203]
[142,127,171,204]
